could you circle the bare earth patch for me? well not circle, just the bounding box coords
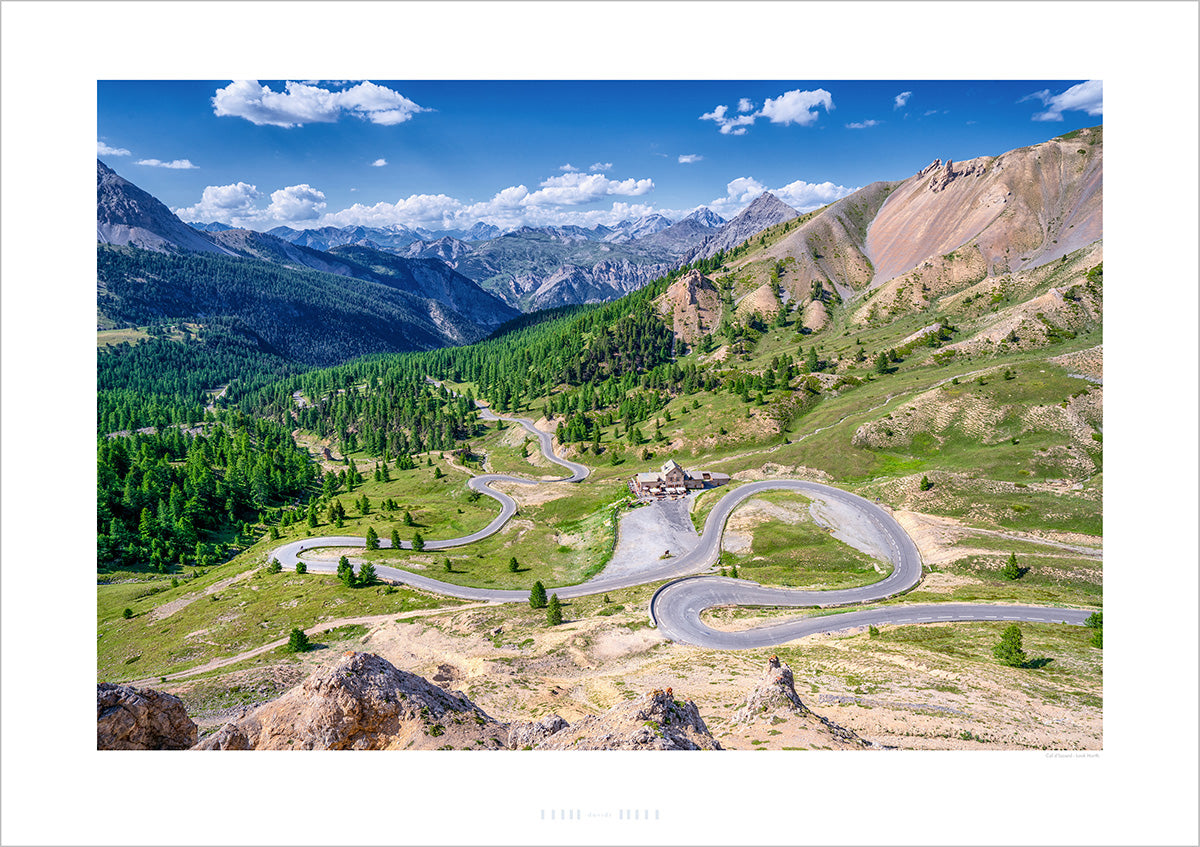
[149,568,257,622]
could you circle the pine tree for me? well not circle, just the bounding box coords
[444,558,453,573]
[391,528,402,549]
[412,532,425,552]
[403,510,414,526]
[1001,552,1022,580]
[358,561,376,587]
[508,556,519,573]
[365,526,379,550]
[433,466,444,479]
[530,580,547,609]
[337,555,357,586]
[286,628,310,653]
[919,475,933,491]
[546,593,562,625]
[993,624,1027,667]
[295,561,307,575]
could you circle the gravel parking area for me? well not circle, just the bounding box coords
[604,498,701,580]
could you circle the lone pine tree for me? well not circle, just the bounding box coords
[993,624,1027,667]
[529,580,547,609]
[546,593,562,625]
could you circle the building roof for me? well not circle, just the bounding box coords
[635,472,661,483]
[661,459,683,474]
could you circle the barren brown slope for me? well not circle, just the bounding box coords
[865,127,1102,285]
[760,181,897,302]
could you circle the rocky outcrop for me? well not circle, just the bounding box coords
[657,269,723,344]
[507,714,570,749]
[534,688,722,750]
[927,158,988,193]
[194,652,509,750]
[97,683,198,750]
[730,657,870,749]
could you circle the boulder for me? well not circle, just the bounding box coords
[97,683,197,750]
[534,688,722,750]
[193,651,509,750]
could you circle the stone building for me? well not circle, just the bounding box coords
[630,459,730,499]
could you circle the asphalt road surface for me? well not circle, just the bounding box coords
[271,394,1093,647]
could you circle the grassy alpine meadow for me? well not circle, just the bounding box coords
[294,444,503,542]
[343,478,627,591]
[718,490,893,590]
[97,544,462,682]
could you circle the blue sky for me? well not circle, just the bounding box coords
[98,79,1102,232]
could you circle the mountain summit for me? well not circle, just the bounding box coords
[96,160,236,256]
[685,192,799,262]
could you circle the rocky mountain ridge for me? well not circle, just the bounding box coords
[683,191,801,263]
[97,160,237,257]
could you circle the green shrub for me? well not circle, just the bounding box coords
[295,561,307,575]
[122,608,133,620]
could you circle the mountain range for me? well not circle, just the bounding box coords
[98,124,1101,369]
[97,160,519,364]
[213,209,727,311]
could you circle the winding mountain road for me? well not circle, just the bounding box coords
[273,394,1093,648]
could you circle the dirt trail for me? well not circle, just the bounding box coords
[148,568,258,622]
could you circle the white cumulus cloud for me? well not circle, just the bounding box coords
[98,141,131,157]
[524,172,654,206]
[894,91,912,109]
[589,162,612,172]
[267,184,327,221]
[678,154,703,164]
[371,158,388,167]
[759,89,834,126]
[709,175,856,216]
[559,163,579,172]
[136,158,198,169]
[212,80,428,128]
[321,193,463,229]
[172,182,262,223]
[702,88,833,135]
[1023,80,1103,122]
[846,120,880,130]
[773,179,857,211]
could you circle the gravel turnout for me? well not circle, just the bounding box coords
[603,499,701,581]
